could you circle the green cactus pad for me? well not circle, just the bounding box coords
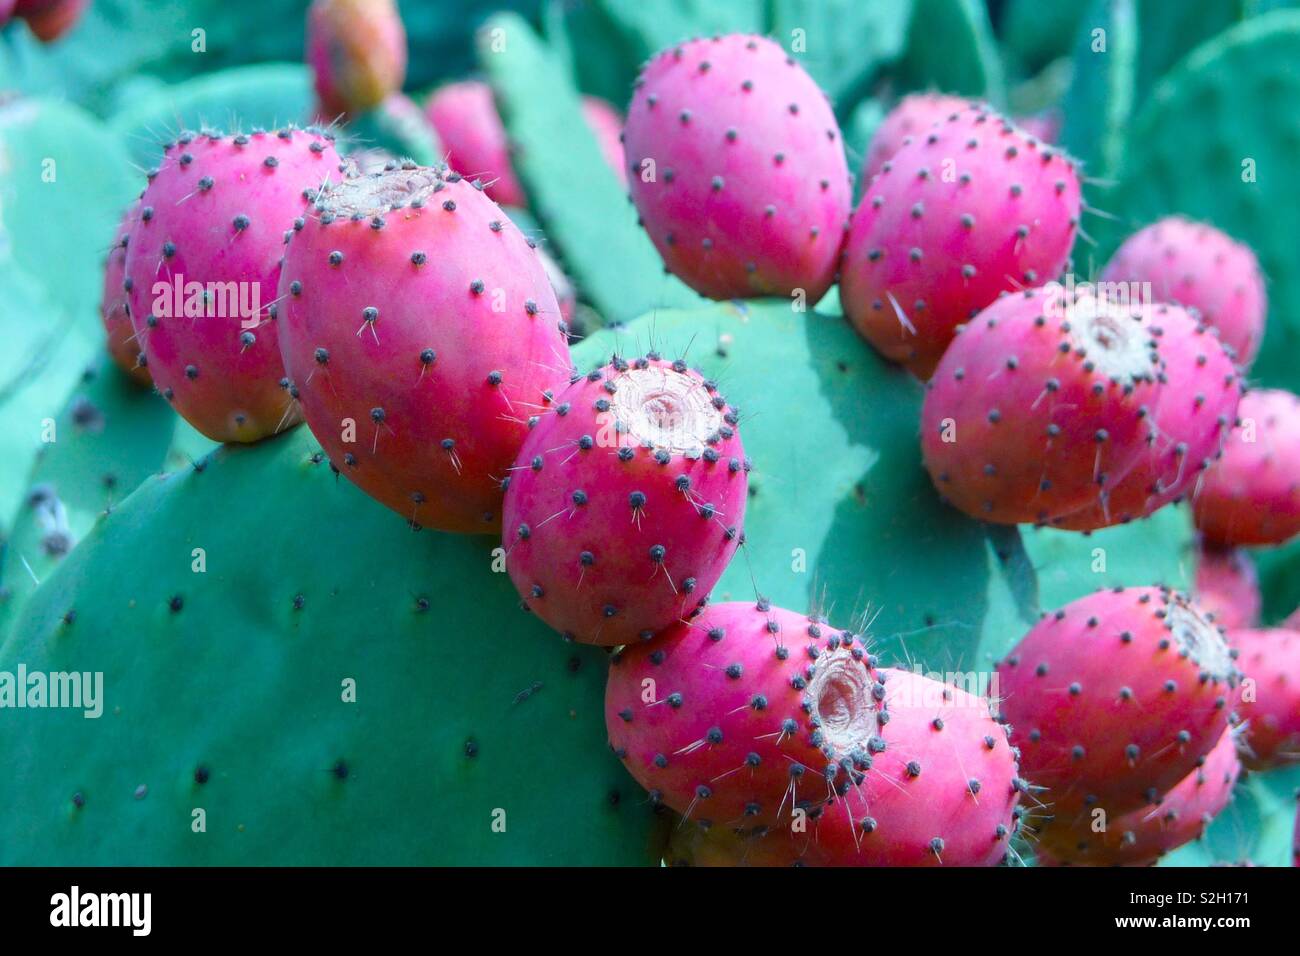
[0,360,176,641]
[108,63,315,167]
[1000,0,1092,74]
[574,300,1037,673]
[586,0,765,64]
[480,13,703,326]
[896,0,1006,105]
[0,97,137,321]
[0,428,663,865]
[1060,0,1138,184]
[0,257,98,525]
[1106,11,1300,391]
[344,93,443,167]
[768,0,913,107]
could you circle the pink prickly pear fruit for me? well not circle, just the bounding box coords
[502,356,746,644]
[424,81,527,208]
[1193,388,1300,547]
[665,667,1020,866]
[861,92,975,182]
[305,0,407,121]
[623,34,852,301]
[1051,303,1242,531]
[1194,546,1260,632]
[841,105,1082,379]
[996,587,1238,837]
[1229,627,1300,770]
[1,0,17,25]
[124,127,344,443]
[606,600,884,827]
[536,245,576,326]
[100,202,151,388]
[580,96,626,179]
[1037,728,1241,867]
[1101,217,1267,368]
[13,0,87,42]
[277,164,574,534]
[921,285,1163,525]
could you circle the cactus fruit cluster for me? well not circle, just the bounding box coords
[4,0,1300,872]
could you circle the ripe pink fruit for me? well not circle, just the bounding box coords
[1193,388,1300,547]
[101,202,151,388]
[921,285,1162,525]
[503,357,745,645]
[125,127,344,443]
[1101,217,1267,368]
[664,667,1020,866]
[623,34,851,301]
[861,92,975,182]
[841,105,1082,378]
[1038,728,1241,867]
[1230,628,1300,770]
[1051,303,1241,530]
[606,601,883,826]
[13,0,86,42]
[306,0,407,120]
[1194,546,1260,632]
[425,81,526,207]
[424,83,626,207]
[996,587,1238,838]
[277,164,573,534]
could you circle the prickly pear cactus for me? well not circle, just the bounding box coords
[573,300,1037,671]
[0,427,663,865]
[0,359,176,640]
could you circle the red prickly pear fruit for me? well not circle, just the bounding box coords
[424,81,527,208]
[841,105,1082,379]
[1051,303,1242,531]
[1193,546,1260,632]
[1194,388,1300,547]
[605,601,883,826]
[101,202,151,388]
[277,165,574,534]
[503,357,746,645]
[580,96,626,180]
[305,0,407,121]
[921,285,1163,525]
[861,92,975,182]
[996,587,1238,835]
[1037,728,1241,867]
[1229,627,1300,770]
[124,127,344,443]
[1101,217,1267,368]
[13,0,87,42]
[664,667,1021,866]
[623,34,852,302]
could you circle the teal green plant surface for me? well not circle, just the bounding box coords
[0,98,137,321]
[0,360,176,641]
[108,63,315,166]
[1059,0,1138,186]
[574,301,1036,674]
[0,257,98,525]
[0,426,663,865]
[1000,0,1091,74]
[480,13,703,326]
[896,0,1006,106]
[1106,11,1300,393]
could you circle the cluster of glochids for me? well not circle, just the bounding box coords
[93,29,1299,866]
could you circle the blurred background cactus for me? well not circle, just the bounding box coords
[1,0,1298,866]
